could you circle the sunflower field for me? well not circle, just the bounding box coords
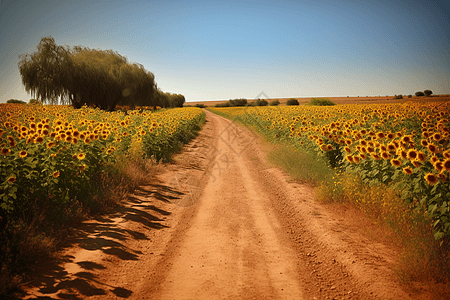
[209,102,450,241]
[0,103,204,223]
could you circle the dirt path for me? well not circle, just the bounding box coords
[21,110,429,299]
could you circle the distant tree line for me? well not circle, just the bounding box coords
[214,98,282,107]
[6,99,27,104]
[18,37,184,110]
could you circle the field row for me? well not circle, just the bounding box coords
[0,104,204,219]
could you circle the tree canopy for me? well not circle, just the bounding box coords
[19,37,184,110]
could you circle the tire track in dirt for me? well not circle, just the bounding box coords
[146,111,305,300]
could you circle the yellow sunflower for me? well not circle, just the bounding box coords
[407,149,418,160]
[390,158,401,167]
[424,173,439,185]
[403,167,413,175]
[443,158,450,172]
[1,148,11,155]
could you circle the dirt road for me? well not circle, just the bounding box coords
[21,110,426,299]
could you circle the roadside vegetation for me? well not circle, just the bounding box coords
[208,102,450,285]
[0,103,205,295]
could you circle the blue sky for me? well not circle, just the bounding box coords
[1,0,449,103]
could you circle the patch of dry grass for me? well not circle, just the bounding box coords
[316,172,450,287]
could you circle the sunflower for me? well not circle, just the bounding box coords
[443,158,450,172]
[376,132,385,139]
[387,143,396,152]
[326,144,333,151]
[427,143,438,154]
[401,135,412,143]
[360,153,367,159]
[403,167,413,175]
[1,148,11,155]
[84,138,91,144]
[19,150,27,158]
[420,139,429,147]
[434,161,444,172]
[407,149,418,160]
[344,146,351,153]
[424,173,439,185]
[390,158,402,167]
[79,164,86,171]
[432,133,442,142]
[7,176,16,183]
[442,150,450,159]
[34,136,44,144]
[353,156,360,164]
[52,171,60,178]
[77,153,86,160]
[381,151,390,160]
[346,155,354,163]
[417,151,426,162]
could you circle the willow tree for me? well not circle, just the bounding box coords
[18,37,73,105]
[18,37,159,110]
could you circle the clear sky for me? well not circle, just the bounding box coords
[1,0,449,103]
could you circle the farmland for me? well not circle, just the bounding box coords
[0,103,204,294]
[2,100,450,299]
[208,102,450,242]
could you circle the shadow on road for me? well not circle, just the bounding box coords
[18,180,183,299]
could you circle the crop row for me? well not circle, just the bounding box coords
[0,104,204,221]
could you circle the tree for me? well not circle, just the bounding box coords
[286,98,299,106]
[229,98,247,106]
[415,91,425,97]
[19,37,159,110]
[18,37,73,105]
[424,89,433,97]
[269,100,280,106]
[255,99,268,106]
[6,99,26,104]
